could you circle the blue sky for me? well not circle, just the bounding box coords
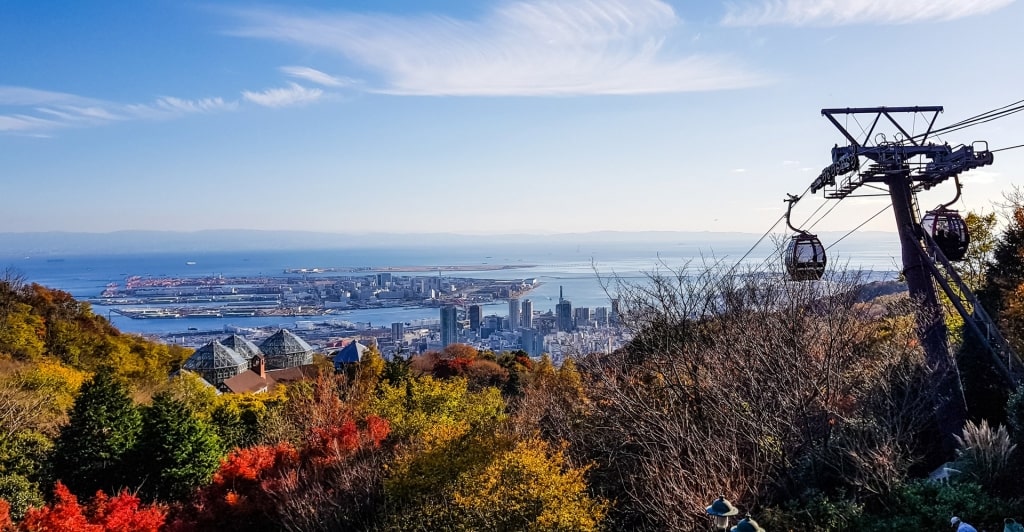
[2,0,1023,234]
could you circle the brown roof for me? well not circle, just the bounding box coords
[265,364,320,384]
[221,370,274,394]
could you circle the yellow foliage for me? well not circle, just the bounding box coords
[384,421,499,504]
[14,360,87,414]
[370,376,505,440]
[0,303,46,360]
[451,437,607,531]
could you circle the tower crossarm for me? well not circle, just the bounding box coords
[811,106,993,197]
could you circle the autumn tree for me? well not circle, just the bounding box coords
[566,265,938,529]
[453,437,607,531]
[174,376,393,531]
[51,368,141,497]
[14,481,166,532]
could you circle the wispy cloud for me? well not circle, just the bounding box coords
[722,0,1015,26]
[229,0,766,96]
[0,85,238,134]
[280,66,356,88]
[241,82,324,108]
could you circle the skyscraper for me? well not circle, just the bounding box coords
[520,327,543,356]
[556,300,573,332]
[574,307,591,328]
[508,297,520,332]
[440,305,458,347]
[521,299,533,329]
[611,298,621,327]
[468,304,483,332]
[391,322,405,344]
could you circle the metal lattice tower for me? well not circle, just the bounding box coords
[810,106,1013,449]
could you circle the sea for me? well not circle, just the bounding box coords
[1,235,903,338]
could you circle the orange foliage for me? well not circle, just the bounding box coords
[441,344,478,361]
[0,500,12,532]
[515,355,534,371]
[17,482,165,532]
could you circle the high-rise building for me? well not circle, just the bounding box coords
[377,273,392,287]
[594,306,609,326]
[440,306,458,347]
[391,322,405,344]
[610,298,621,326]
[508,297,520,332]
[520,327,543,356]
[556,300,573,332]
[468,304,483,332]
[574,307,592,328]
[521,299,533,329]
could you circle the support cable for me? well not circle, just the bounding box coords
[806,198,844,232]
[992,143,1024,153]
[825,204,892,251]
[729,184,813,274]
[915,102,1024,141]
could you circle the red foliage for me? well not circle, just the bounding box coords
[88,491,165,532]
[173,417,389,530]
[0,500,12,531]
[433,356,473,378]
[366,415,390,447]
[17,482,165,532]
[515,355,534,370]
[19,483,99,532]
[213,443,298,486]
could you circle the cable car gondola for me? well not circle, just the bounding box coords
[920,176,970,261]
[783,194,827,281]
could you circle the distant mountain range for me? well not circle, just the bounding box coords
[0,229,899,257]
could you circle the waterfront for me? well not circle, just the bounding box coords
[3,235,903,337]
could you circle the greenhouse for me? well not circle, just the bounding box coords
[182,341,250,385]
[259,329,314,369]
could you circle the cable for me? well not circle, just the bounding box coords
[728,183,814,275]
[992,143,1024,153]
[941,98,1024,130]
[915,102,1024,141]
[798,200,829,229]
[932,106,1024,138]
[806,199,843,232]
[825,204,892,251]
[733,212,786,270]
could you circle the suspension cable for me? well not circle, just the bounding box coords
[825,204,892,251]
[729,183,813,273]
[806,198,844,232]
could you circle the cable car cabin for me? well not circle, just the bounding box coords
[784,234,827,281]
[921,209,969,261]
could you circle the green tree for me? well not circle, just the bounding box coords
[135,392,223,502]
[962,211,998,291]
[51,367,141,497]
[0,473,44,521]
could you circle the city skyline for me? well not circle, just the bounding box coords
[3,1,1023,235]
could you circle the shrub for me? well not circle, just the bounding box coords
[759,490,863,531]
[854,480,1015,531]
[954,419,1016,492]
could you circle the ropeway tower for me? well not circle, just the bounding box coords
[808,106,1021,447]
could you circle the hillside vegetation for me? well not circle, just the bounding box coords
[2,198,1024,530]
